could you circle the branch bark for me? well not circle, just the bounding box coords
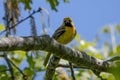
[0,35,120,80]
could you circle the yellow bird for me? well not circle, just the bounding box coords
[44,17,76,66]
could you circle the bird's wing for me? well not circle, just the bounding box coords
[52,26,65,40]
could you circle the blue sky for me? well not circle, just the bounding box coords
[37,0,120,41]
[0,0,120,80]
[0,0,120,41]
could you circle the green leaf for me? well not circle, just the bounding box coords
[24,67,35,76]
[0,76,8,80]
[64,0,69,3]
[102,27,110,33]
[116,45,120,55]
[116,25,120,34]
[0,65,8,79]
[79,40,95,50]
[75,34,81,43]
[100,72,115,80]
[20,0,32,10]
[14,51,26,60]
[0,65,7,72]
[26,54,35,69]
[46,0,59,11]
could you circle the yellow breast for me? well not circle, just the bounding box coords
[56,26,76,44]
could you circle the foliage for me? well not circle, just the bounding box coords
[46,0,69,11]
[20,0,32,10]
[116,25,120,34]
[73,25,120,80]
[0,24,5,31]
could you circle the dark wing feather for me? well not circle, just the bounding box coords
[52,26,65,40]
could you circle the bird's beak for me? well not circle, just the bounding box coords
[65,20,70,24]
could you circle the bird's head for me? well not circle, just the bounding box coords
[63,17,74,27]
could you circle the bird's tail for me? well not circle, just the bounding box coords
[43,53,51,66]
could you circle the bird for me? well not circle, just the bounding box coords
[43,17,76,66]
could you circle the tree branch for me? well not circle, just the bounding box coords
[45,55,60,80]
[0,35,120,79]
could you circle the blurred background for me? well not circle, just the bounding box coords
[0,0,120,80]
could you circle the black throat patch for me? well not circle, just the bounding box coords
[65,23,72,27]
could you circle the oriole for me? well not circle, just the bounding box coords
[44,17,76,66]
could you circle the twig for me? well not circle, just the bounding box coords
[58,63,107,80]
[0,54,26,78]
[3,52,15,80]
[0,54,4,57]
[104,56,120,62]
[0,8,42,35]
[8,58,27,80]
[69,62,76,80]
